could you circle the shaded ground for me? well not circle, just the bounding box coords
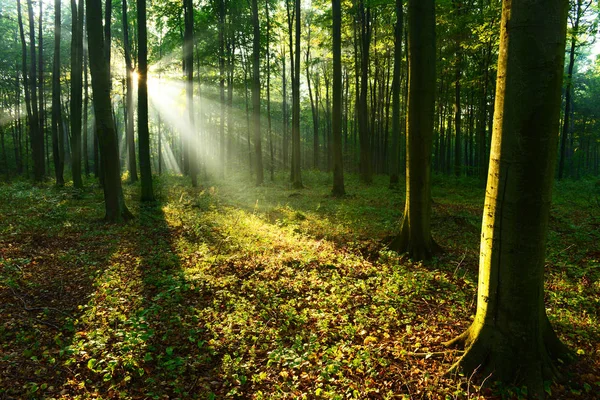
[1,172,598,399]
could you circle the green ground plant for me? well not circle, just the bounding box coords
[0,172,598,399]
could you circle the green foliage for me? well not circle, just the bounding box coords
[0,173,598,398]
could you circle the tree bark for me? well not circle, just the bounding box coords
[390,0,436,261]
[252,0,263,185]
[71,0,84,188]
[86,0,132,222]
[138,0,154,201]
[357,0,372,184]
[389,0,403,187]
[122,0,138,182]
[291,0,302,188]
[331,0,345,196]
[52,0,65,185]
[445,1,572,396]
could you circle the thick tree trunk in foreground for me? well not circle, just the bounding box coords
[445,0,572,396]
[390,0,436,261]
[331,0,345,197]
[138,0,154,201]
[86,0,132,222]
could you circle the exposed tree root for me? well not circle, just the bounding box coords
[444,321,574,399]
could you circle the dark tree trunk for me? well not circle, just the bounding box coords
[252,0,263,185]
[390,0,437,261]
[291,0,302,188]
[85,0,132,222]
[331,0,345,196]
[266,0,274,181]
[219,0,226,178]
[71,0,84,188]
[184,0,197,186]
[138,0,154,201]
[357,0,372,184]
[52,0,64,185]
[122,0,138,182]
[389,0,403,187]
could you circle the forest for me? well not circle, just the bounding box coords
[0,0,599,398]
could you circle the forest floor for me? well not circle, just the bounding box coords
[0,171,599,400]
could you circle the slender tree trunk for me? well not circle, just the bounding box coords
[252,0,263,185]
[358,0,372,184]
[184,0,197,186]
[331,0,345,196]
[85,0,132,222]
[389,0,403,187]
[71,0,84,188]
[306,24,319,170]
[20,0,44,181]
[445,1,572,396]
[558,0,581,180]
[38,0,45,173]
[122,0,138,182]
[282,46,289,169]
[138,0,154,201]
[84,49,90,176]
[52,0,64,185]
[266,1,274,181]
[219,0,226,178]
[291,0,302,188]
[390,0,437,261]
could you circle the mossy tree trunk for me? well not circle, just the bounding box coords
[445,0,572,397]
[390,0,436,261]
[86,0,132,222]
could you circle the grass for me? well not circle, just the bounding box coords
[0,171,598,399]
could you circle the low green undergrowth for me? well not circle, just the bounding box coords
[0,172,598,399]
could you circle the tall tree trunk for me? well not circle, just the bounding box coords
[357,0,372,184]
[558,0,582,180]
[219,0,226,178]
[282,46,289,169]
[389,0,403,187]
[71,0,84,188]
[453,0,462,177]
[266,0,274,181]
[390,0,436,261]
[446,1,572,396]
[331,0,345,196]
[52,0,64,185]
[85,0,132,222]
[84,49,90,176]
[38,0,45,173]
[252,0,263,185]
[291,0,302,188]
[122,0,138,182]
[184,0,197,186]
[138,0,154,201]
[20,0,44,181]
[306,23,319,170]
